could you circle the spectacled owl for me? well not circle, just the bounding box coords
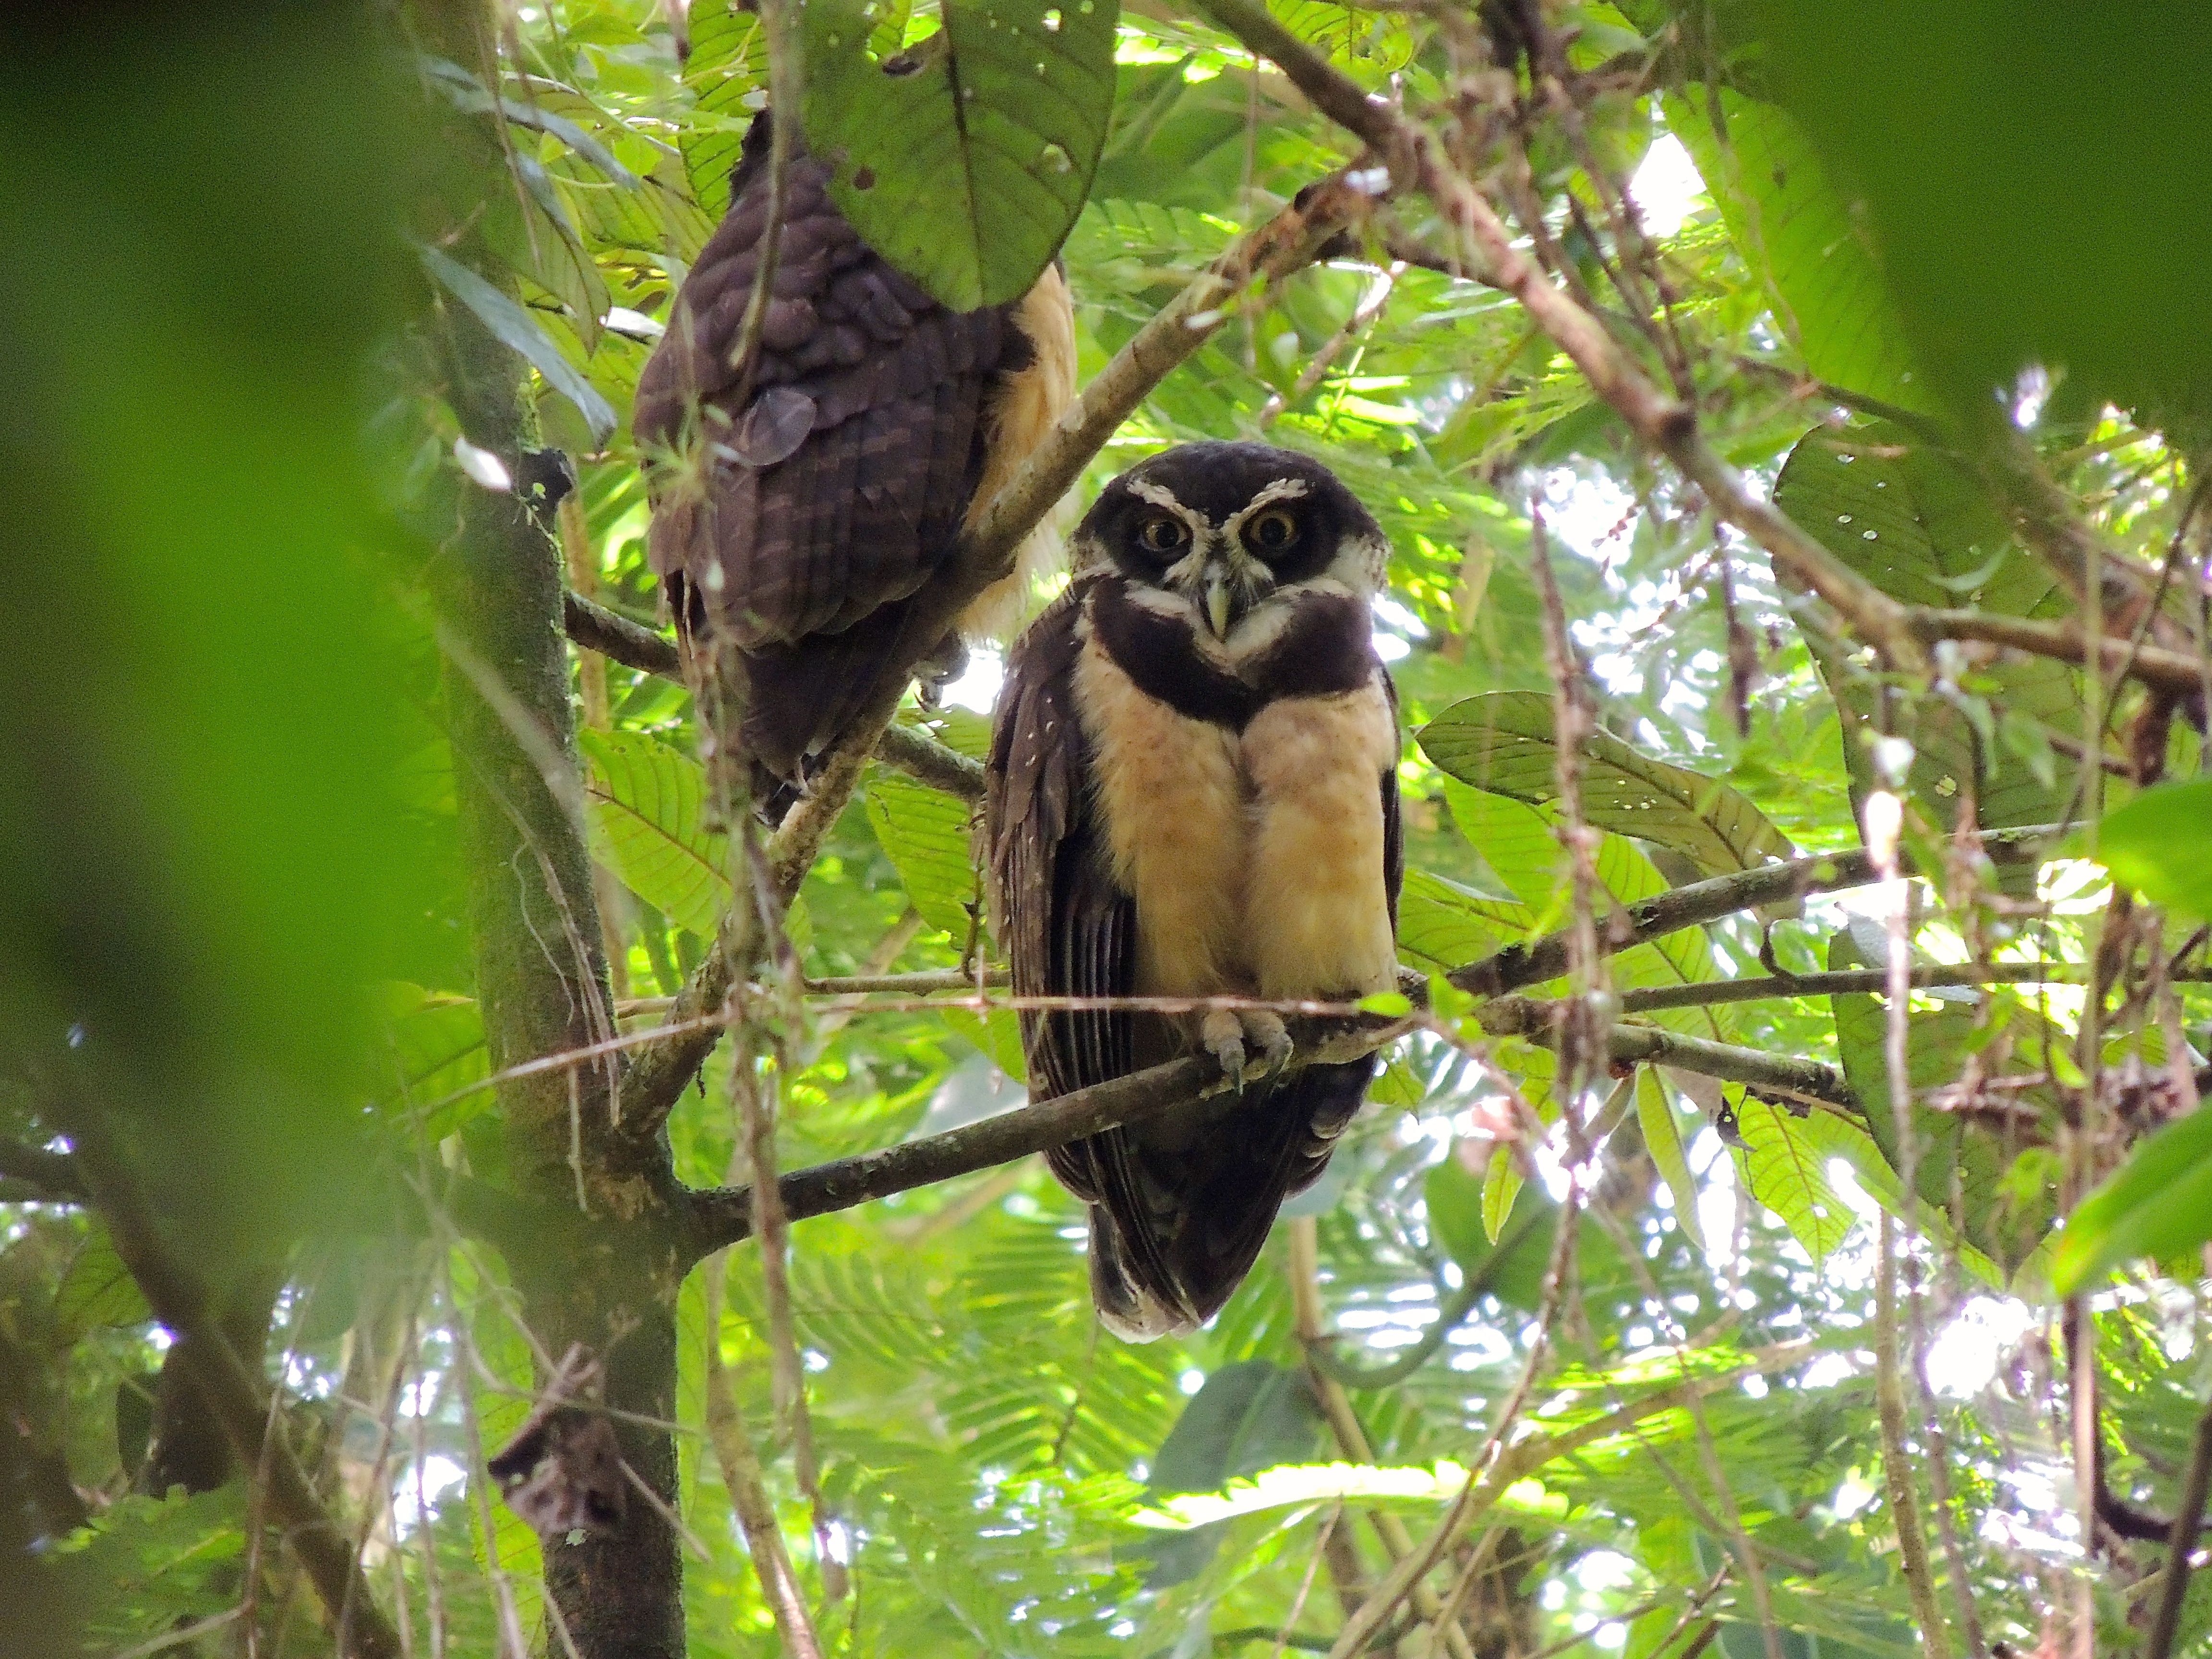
[986,441,1404,1340]
[635,113,1076,785]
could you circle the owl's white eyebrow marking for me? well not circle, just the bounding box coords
[1222,477,1311,541]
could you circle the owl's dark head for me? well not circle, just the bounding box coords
[1073,442,1388,637]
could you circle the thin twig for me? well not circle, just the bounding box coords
[2146,1392,2212,1659]
[1194,0,1928,671]
[1875,1213,1953,1659]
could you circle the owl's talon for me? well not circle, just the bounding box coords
[1201,1010,1249,1094]
[1247,1013,1293,1081]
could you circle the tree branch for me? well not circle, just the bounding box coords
[561,589,987,803]
[1614,962,2104,1013]
[1910,606,2211,701]
[682,1011,1408,1262]
[682,1055,1209,1260]
[0,1136,83,1202]
[1447,826,2056,998]
[1476,1002,1856,1108]
[48,1087,399,1659]
[1193,0,1927,671]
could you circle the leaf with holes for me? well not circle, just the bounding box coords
[578,728,729,938]
[1773,421,2082,845]
[1420,692,1797,878]
[803,0,1119,309]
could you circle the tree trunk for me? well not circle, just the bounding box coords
[411,5,689,1654]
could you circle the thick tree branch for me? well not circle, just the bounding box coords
[49,1090,399,1659]
[0,1137,83,1202]
[682,1056,1210,1260]
[1910,607,2212,701]
[1194,0,1927,670]
[1448,826,2056,998]
[564,589,679,677]
[1477,1002,1856,1108]
[561,589,987,803]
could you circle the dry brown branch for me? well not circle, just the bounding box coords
[1192,0,1927,671]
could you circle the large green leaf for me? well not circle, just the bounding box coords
[2054,1102,2212,1295]
[681,0,770,214]
[578,728,730,938]
[1140,1359,1323,1586]
[1772,421,2082,840]
[864,765,983,943]
[1666,90,1923,409]
[1826,931,2058,1272]
[803,0,1120,309]
[1420,692,1797,878]
[2098,779,2212,921]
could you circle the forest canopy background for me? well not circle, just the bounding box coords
[2,3,2210,1659]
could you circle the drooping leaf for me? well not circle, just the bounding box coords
[2053,1102,2212,1295]
[1420,692,1798,878]
[1772,420,2082,841]
[1666,89,1923,409]
[55,1225,153,1337]
[578,728,729,939]
[864,766,982,944]
[419,244,619,442]
[1140,1359,1324,1586]
[803,0,1120,309]
[1826,931,2059,1272]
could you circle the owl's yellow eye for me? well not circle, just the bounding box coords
[1137,515,1190,555]
[1245,507,1299,553]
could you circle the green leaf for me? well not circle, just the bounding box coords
[1826,930,2059,1271]
[2098,779,2212,920]
[1141,1359,1323,1587]
[1420,692,1798,878]
[1731,1094,1854,1261]
[2053,1103,2212,1295]
[864,767,982,942]
[1148,1361,1322,1494]
[1424,1154,1554,1310]
[803,0,1120,309]
[1637,1068,1704,1251]
[579,728,730,939]
[1772,421,2082,843]
[419,244,618,442]
[1666,90,1923,409]
[377,982,492,1138]
[681,0,770,214]
[1394,870,1535,975]
[55,1225,153,1337]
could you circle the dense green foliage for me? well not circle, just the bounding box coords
[3,3,2210,1658]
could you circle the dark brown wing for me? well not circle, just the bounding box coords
[636,115,1019,777]
[986,579,1135,1117]
[986,583,1196,1333]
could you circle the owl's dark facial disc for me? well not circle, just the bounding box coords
[1075,442,1386,634]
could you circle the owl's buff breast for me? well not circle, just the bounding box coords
[1072,633,1398,1006]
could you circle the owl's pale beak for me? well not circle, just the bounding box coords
[1202,566,1234,637]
